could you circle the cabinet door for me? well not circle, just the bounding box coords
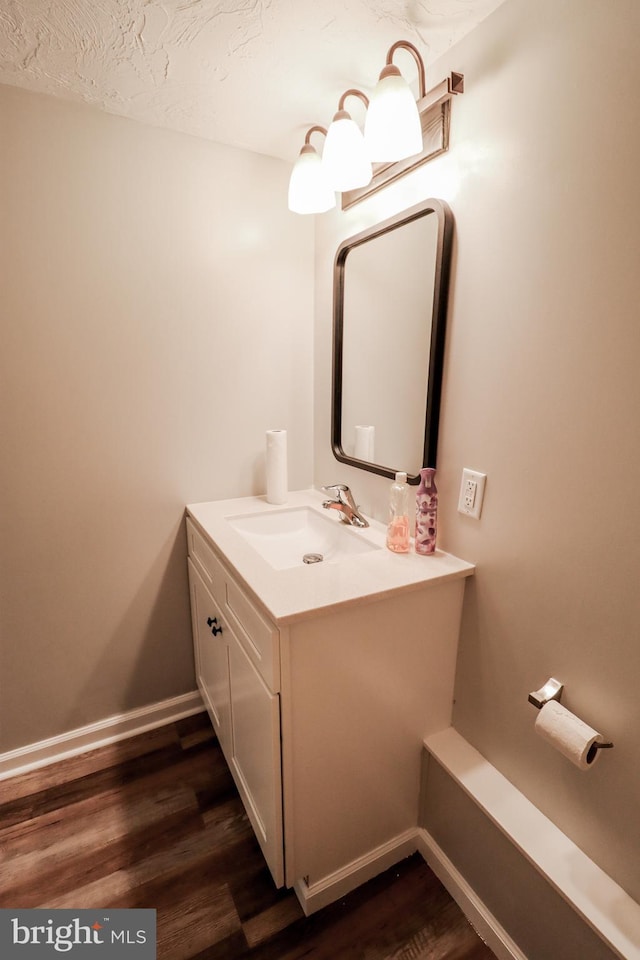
[188,559,230,757]
[228,632,284,887]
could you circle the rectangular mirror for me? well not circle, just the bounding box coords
[331,198,453,484]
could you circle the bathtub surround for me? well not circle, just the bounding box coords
[421,735,630,960]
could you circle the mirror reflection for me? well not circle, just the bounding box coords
[331,199,453,483]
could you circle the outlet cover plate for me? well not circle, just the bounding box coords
[458,468,487,519]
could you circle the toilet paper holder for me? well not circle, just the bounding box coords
[528,677,564,709]
[528,677,613,751]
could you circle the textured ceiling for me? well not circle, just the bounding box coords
[0,0,506,161]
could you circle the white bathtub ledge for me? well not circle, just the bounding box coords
[424,727,640,960]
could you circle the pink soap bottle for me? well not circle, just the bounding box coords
[415,467,438,555]
[386,471,410,554]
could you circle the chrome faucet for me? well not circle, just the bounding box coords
[321,484,369,528]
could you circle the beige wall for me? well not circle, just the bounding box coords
[0,84,314,752]
[2,0,639,938]
[314,0,640,911]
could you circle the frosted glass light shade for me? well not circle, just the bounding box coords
[288,145,336,214]
[364,67,423,162]
[322,111,372,192]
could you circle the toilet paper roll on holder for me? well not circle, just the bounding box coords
[528,677,613,750]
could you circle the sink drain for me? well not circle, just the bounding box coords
[302,552,324,564]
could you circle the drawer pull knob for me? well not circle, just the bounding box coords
[207,616,223,636]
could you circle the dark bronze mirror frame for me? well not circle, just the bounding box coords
[331,198,453,485]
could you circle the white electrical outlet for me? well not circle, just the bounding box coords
[458,468,487,519]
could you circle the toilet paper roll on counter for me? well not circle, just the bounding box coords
[535,700,607,770]
[354,425,375,461]
[266,429,287,504]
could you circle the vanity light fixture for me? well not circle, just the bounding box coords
[287,125,336,214]
[288,40,464,213]
[364,40,426,163]
[322,90,372,192]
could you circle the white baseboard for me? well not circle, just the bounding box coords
[293,828,419,916]
[0,691,205,781]
[416,827,528,960]
[291,821,525,960]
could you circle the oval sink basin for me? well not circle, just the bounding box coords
[227,506,380,570]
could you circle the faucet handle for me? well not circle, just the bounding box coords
[322,483,353,505]
[321,483,349,494]
[321,483,359,511]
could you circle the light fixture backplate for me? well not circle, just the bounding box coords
[341,72,463,210]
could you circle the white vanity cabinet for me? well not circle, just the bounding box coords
[186,492,474,915]
[188,561,231,753]
[187,518,283,886]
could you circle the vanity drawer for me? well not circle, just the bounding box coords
[186,517,226,606]
[225,577,280,693]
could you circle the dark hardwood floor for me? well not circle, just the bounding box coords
[0,713,496,959]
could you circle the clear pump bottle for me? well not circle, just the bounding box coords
[386,471,410,553]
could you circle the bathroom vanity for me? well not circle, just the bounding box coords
[186,489,473,914]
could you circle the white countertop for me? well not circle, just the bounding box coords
[186,489,475,624]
